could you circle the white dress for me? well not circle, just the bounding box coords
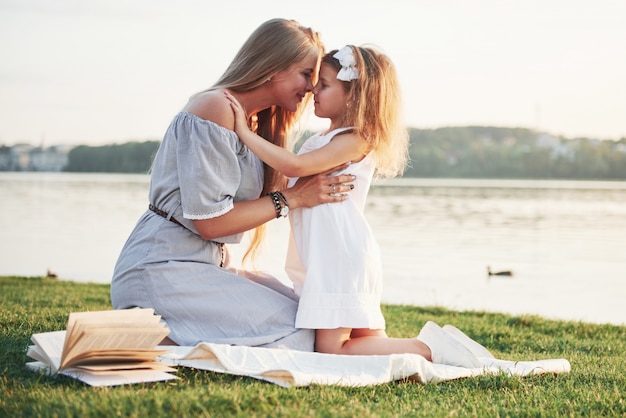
[286,128,386,330]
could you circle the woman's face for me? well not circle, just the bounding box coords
[268,50,319,112]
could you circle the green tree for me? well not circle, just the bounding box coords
[65,141,160,173]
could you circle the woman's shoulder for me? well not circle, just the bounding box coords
[182,89,235,131]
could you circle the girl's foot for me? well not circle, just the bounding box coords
[417,321,482,368]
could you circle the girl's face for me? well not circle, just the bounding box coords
[312,63,350,121]
[268,50,318,112]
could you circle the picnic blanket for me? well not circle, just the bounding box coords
[160,342,570,388]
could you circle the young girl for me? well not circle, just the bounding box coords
[226,45,481,368]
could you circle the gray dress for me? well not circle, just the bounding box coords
[111,111,314,350]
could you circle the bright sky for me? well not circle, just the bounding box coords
[1,0,625,146]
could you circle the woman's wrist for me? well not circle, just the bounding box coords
[268,191,290,218]
[279,189,299,210]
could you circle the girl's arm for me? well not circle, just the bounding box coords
[225,92,366,178]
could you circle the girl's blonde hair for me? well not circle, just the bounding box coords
[323,45,409,178]
[209,18,324,263]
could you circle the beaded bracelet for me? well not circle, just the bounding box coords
[268,191,290,218]
[275,191,289,211]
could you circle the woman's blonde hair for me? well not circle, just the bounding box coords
[323,45,409,178]
[210,18,324,263]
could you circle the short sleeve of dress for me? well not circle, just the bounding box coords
[176,113,245,219]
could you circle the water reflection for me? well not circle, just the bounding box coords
[366,179,626,326]
[1,173,625,326]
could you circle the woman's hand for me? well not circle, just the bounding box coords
[224,91,249,135]
[283,163,355,209]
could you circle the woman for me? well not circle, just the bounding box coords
[111,18,355,351]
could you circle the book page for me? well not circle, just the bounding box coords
[64,324,167,355]
[26,345,49,364]
[75,362,176,372]
[25,361,51,374]
[68,349,169,367]
[59,368,178,387]
[29,330,66,373]
[61,327,169,369]
[65,308,158,331]
[62,309,161,360]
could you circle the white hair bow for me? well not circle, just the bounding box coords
[333,46,358,81]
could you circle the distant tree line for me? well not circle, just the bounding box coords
[405,127,626,179]
[64,141,160,173]
[62,127,626,179]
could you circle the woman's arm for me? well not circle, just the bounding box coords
[226,92,366,178]
[192,167,355,240]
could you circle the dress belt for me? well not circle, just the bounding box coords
[148,204,185,228]
[148,204,225,267]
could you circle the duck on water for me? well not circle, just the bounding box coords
[487,266,514,277]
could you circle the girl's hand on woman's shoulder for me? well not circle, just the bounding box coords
[223,91,250,135]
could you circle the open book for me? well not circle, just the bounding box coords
[26,309,177,386]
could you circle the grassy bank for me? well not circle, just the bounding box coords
[1,276,624,417]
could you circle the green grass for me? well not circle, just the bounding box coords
[1,275,624,417]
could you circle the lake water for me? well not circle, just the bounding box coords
[1,172,625,326]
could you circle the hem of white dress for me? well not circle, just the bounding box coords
[295,293,386,329]
[295,312,386,330]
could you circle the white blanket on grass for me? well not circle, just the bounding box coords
[159,343,570,388]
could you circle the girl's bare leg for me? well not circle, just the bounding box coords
[315,328,433,359]
[316,323,483,368]
[350,328,387,338]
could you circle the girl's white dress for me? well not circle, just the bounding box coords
[286,128,386,330]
